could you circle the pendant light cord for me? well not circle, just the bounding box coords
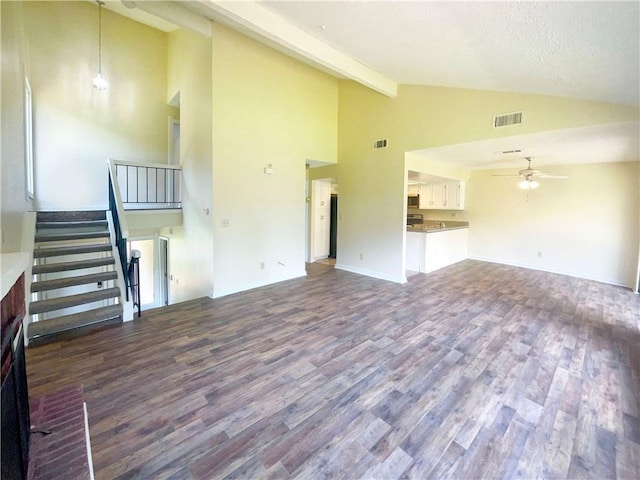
[97,0,104,74]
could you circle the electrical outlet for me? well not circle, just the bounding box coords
[260,262,265,270]
[221,218,230,228]
[359,253,364,260]
[537,251,543,258]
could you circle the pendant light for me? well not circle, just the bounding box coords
[92,0,108,90]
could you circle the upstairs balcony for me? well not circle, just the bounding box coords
[108,159,183,231]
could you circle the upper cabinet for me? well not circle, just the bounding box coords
[418,181,465,210]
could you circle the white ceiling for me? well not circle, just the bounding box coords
[261,0,640,106]
[409,121,640,170]
[102,1,639,171]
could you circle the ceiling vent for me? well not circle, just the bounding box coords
[500,149,522,154]
[493,111,523,128]
[373,138,388,149]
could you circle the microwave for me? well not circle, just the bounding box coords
[407,193,419,209]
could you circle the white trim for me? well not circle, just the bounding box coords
[109,158,182,171]
[83,402,95,480]
[334,263,407,284]
[468,256,632,289]
[107,159,130,239]
[24,76,34,200]
[192,0,397,97]
[212,270,307,299]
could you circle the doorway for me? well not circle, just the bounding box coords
[127,235,169,309]
[310,178,337,266]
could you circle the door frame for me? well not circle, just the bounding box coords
[127,234,162,309]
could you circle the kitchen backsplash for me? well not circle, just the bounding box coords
[407,208,470,222]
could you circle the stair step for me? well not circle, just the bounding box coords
[29,287,121,315]
[35,231,110,243]
[32,257,115,275]
[37,211,106,222]
[37,220,109,230]
[31,271,118,293]
[34,243,112,259]
[28,304,123,343]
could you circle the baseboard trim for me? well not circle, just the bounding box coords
[212,270,308,299]
[334,263,407,284]
[468,256,631,289]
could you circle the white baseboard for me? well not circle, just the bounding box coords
[334,263,407,284]
[468,256,631,289]
[212,270,308,298]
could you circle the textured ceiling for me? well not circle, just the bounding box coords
[261,1,640,106]
[408,121,640,170]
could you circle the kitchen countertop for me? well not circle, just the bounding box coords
[406,222,469,234]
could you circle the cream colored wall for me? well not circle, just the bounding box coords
[338,81,640,283]
[162,28,213,303]
[212,24,338,297]
[23,1,169,211]
[467,161,639,287]
[0,1,30,252]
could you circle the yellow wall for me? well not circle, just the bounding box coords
[212,24,338,296]
[337,81,640,283]
[0,0,30,252]
[23,1,169,210]
[162,28,214,303]
[468,161,639,286]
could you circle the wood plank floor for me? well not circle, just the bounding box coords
[26,260,640,479]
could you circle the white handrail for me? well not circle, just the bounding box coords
[107,159,130,238]
[110,158,182,171]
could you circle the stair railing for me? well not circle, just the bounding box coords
[107,160,130,301]
[109,159,182,210]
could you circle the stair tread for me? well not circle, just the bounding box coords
[31,271,118,293]
[35,231,110,242]
[37,211,106,222]
[32,257,115,275]
[36,220,108,230]
[30,287,121,314]
[28,304,122,340]
[34,243,112,258]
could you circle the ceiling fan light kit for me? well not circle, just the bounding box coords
[492,157,568,189]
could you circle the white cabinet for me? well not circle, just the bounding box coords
[424,228,468,273]
[405,228,468,274]
[406,232,424,272]
[419,182,465,210]
[419,184,445,209]
[444,181,465,210]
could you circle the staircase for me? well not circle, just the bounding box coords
[28,211,123,345]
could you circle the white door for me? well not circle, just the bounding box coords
[312,180,331,260]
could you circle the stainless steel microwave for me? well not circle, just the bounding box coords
[407,194,419,209]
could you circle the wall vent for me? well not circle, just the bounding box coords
[372,138,388,149]
[493,111,523,128]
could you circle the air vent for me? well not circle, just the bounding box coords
[501,149,522,154]
[493,111,523,128]
[372,138,388,149]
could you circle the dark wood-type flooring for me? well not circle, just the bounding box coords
[26,260,640,479]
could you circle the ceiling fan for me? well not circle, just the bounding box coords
[492,157,568,189]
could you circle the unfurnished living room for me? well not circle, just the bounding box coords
[1,1,639,479]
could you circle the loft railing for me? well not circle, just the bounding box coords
[108,160,130,301]
[111,160,182,210]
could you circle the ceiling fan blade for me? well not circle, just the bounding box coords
[537,174,568,179]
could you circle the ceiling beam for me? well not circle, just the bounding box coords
[189,0,397,98]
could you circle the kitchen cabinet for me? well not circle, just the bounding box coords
[419,184,445,209]
[406,232,424,271]
[405,228,468,274]
[423,228,468,273]
[419,182,465,210]
[444,181,465,210]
